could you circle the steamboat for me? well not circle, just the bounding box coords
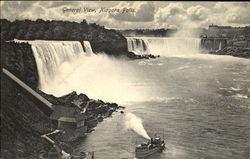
[135,136,165,158]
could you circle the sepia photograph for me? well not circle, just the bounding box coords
[0,1,250,159]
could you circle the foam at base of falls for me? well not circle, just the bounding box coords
[127,37,201,57]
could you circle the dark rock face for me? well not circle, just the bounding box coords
[37,90,124,137]
[1,73,55,159]
[209,46,250,58]
[1,41,38,88]
[199,25,250,58]
[200,37,250,58]
[91,39,128,57]
[1,73,125,158]
[37,91,89,105]
[127,51,160,60]
[200,38,227,51]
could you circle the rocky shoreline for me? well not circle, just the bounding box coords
[1,71,125,158]
[38,90,125,136]
[127,51,160,60]
[38,90,125,156]
[209,46,250,58]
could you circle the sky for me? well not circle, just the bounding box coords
[1,1,250,29]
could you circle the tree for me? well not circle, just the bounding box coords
[53,26,67,40]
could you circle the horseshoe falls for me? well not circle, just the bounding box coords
[127,38,150,55]
[127,37,201,57]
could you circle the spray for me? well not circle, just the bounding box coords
[125,113,150,140]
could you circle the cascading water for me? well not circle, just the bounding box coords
[83,41,94,55]
[218,42,222,51]
[127,38,149,55]
[11,40,95,90]
[127,37,201,57]
[30,41,85,89]
[14,39,142,103]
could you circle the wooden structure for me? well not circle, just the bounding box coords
[49,104,86,131]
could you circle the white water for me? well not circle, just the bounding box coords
[15,39,242,105]
[77,55,250,159]
[42,54,145,103]
[127,37,201,57]
[127,38,149,55]
[28,41,81,90]
[30,41,85,88]
[216,42,222,52]
[14,38,249,159]
[12,40,96,91]
[83,41,94,55]
[20,40,143,103]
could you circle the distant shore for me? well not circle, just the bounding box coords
[209,47,250,58]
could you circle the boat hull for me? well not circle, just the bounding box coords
[135,146,164,158]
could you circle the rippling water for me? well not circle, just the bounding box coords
[74,55,250,159]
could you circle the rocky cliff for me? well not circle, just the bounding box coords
[209,46,250,58]
[200,38,227,51]
[1,70,124,158]
[200,25,250,58]
[200,37,250,58]
[1,41,38,89]
[1,73,55,158]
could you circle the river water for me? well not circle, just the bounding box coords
[73,55,250,159]
[28,39,250,159]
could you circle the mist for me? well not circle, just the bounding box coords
[127,36,201,57]
[40,53,148,104]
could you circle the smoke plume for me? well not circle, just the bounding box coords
[125,113,150,140]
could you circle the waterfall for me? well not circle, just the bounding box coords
[218,42,222,50]
[127,38,149,55]
[11,39,144,103]
[83,41,94,55]
[127,37,201,56]
[30,41,85,88]
[12,40,94,89]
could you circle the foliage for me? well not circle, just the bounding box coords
[118,28,178,37]
[0,19,128,56]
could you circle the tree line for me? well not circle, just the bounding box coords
[0,19,125,41]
